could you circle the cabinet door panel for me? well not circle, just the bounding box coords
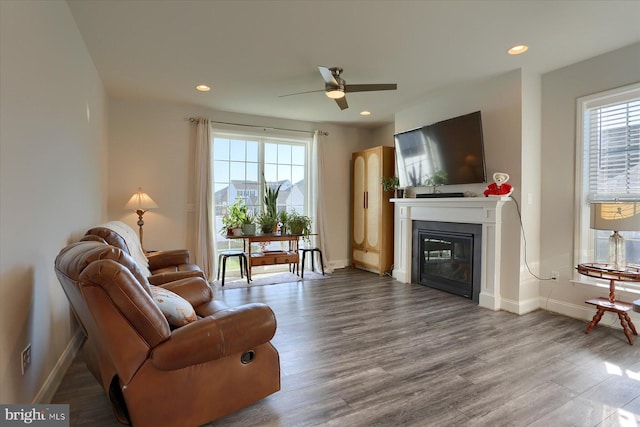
[366,151,380,249]
[353,154,365,246]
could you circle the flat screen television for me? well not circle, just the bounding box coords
[394,111,487,187]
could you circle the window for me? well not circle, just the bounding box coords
[212,129,311,269]
[575,83,640,271]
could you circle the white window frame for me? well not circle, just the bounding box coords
[574,82,640,290]
[212,127,313,272]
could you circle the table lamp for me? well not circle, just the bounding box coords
[590,202,640,270]
[125,187,158,251]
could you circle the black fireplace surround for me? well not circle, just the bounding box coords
[412,221,482,303]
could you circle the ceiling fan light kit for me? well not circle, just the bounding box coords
[280,66,397,111]
[326,89,345,99]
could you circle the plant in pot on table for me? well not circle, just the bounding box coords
[286,210,312,244]
[220,197,249,236]
[278,210,289,234]
[240,210,256,235]
[257,213,278,235]
[259,180,282,234]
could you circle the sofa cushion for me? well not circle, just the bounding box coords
[149,285,197,327]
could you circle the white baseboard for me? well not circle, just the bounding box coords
[328,259,349,270]
[35,329,84,404]
[501,296,540,315]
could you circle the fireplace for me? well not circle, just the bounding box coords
[412,221,482,302]
[393,197,513,311]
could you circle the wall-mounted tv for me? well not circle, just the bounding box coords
[394,111,487,187]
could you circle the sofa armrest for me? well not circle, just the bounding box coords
[156,277,212,308]
[146,249,191,270]
[149,303,276,370]
[147,270,206,286]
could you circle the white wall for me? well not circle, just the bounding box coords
[540,43,640,323]
[0,1,107,404]
[518,71,542,305]
[394,70,527,311]
[108,99,370,269]
[369,123,395,148]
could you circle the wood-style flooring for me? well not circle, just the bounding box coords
[52,268,640,426]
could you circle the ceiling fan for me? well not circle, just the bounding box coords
[279,66,397,110]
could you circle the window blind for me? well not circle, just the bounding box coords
[585,95,640,201]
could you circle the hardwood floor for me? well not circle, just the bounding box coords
[52,268,640,426]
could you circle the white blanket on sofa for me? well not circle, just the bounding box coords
[99,221,152,277]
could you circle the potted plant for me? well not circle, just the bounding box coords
[257,212,278,235]
[286,210,312,243]
[263,179,281,219]
[381,176,403,198]
[220,197,249,236]
[240,210,256,235]
[278,210,289,234]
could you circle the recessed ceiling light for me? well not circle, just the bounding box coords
[195,84,211,92]
[360,111,371,116]
[507,45,528,55]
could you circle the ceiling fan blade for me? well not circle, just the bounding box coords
[335,96,348,110]
[318,66,338,86]
[345,83,397,93]
[278,89,325,98]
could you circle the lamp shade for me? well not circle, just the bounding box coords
[125,187,158,211]
[590,202,640,231]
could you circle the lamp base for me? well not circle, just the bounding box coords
[135,209,146,252]
[609,231,625,271]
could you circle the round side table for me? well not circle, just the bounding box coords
[576,263,639,345]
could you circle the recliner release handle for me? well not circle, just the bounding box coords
[240,350,255,364]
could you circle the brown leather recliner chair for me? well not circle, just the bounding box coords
[85,221,205,285]
[55,240,280,427]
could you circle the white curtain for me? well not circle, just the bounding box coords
[194,118,215,280]
[311,130,333,273]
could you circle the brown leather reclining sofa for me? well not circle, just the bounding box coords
[54,237,280,427]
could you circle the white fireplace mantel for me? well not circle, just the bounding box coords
[392,196,511,310]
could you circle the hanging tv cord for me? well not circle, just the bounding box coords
[511,196,555,281]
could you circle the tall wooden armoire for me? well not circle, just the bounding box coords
[352,146,395,275]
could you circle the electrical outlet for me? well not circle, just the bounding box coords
[551,271,560,281]
[21,344,31,375]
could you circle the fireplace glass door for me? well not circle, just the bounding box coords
[419,231,474,299]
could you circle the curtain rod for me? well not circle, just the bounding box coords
[188,117,328,136]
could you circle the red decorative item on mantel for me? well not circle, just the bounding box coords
[484,172,513,197]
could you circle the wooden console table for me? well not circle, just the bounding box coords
[227,233,306,279]
[577,263,639,345]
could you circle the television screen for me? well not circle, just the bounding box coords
[394,111,486,187]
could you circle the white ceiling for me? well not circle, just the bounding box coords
[67,0,640,128]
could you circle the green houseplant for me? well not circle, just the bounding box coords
[258,178,282,234]
[263,180,281,219]
[381,176,399,192]
[240,210,256,235]
[381,176,403,198]
[277,210,289,234]
[257,212,278,235]
[220,197,249,236]
[286,210,312,243]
